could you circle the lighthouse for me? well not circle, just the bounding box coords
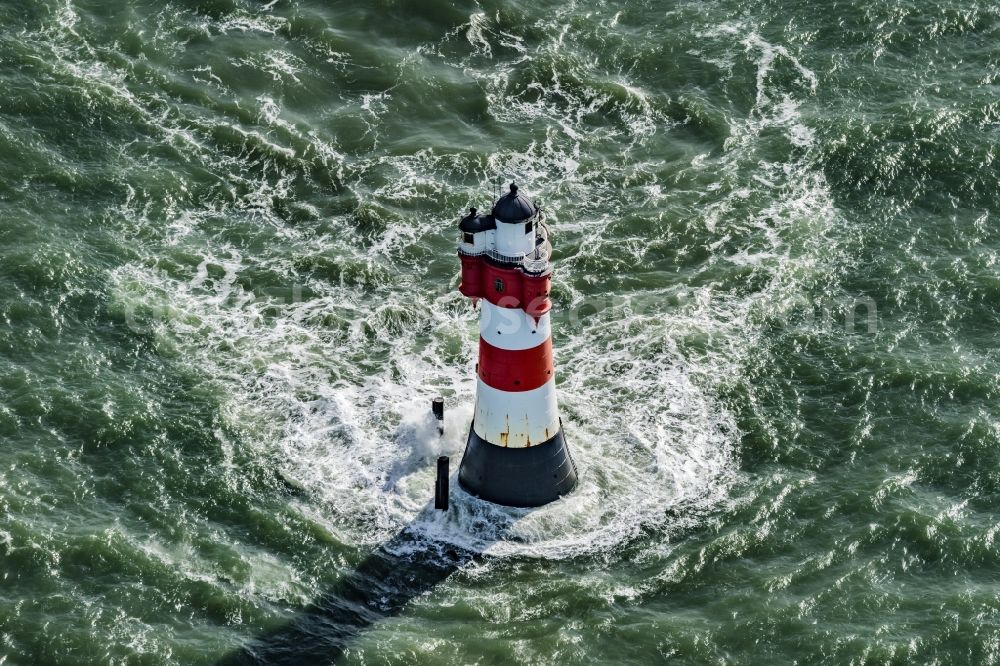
[455,183,578,507]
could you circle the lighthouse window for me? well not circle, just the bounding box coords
[524,221,533,234]
[463,232,475,244]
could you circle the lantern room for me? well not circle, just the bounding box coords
[491,184,538,258]
[457,184,553,319]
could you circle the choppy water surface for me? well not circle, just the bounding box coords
[1,0,999,663]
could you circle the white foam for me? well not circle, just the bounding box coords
[465,12,493,58]
[108,232,740,562]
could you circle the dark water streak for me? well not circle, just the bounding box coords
[219,510,496,666]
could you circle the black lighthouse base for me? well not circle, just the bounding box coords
[458,424,577,508]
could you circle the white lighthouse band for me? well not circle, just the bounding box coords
[478,300,551,349]
[455,183,578,507]
[473,377,560,448]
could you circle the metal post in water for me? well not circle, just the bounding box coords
[435,456,449,511]
[432,397,444,436]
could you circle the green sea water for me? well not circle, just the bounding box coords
[2,0,999,663]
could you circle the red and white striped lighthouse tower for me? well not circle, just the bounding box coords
[456,183,577,507]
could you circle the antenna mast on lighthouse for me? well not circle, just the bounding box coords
[455,183,578,507]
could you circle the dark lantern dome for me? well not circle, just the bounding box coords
[459,207,496,233]
[491,183,537,223]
